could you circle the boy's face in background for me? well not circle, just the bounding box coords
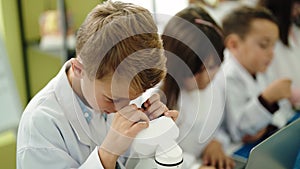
[184,55,220,90]
[292,1,300,27]
[236,19,279,75]
[195,55,220,89]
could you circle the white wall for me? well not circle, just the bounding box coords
[112,0,189,33]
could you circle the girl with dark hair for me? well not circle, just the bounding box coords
[161,4,234,169]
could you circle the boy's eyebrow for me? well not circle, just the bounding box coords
[104,94,130,101]
[104,90,143,101]
[260,38,271,42]
[260,37,276,43]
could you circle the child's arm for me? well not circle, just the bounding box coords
[261,78,292,105]
[289,86,300,109]
[243,79,292,143]
[225,77,273,142]
[226,78,291,142]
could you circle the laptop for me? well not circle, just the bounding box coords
[233,118,300,169]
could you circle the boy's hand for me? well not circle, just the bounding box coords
[261,78,292,104]
[242,127,267,143]
[290,86,300,109]
[202,140,235,169]
[142,93,178,121]
[199,166,216,169]
[164,110,179,121]
[100,104,149,163]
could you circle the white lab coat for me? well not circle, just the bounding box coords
[176,85,229,158]
[136,81,229,167]
[17,61,125,169]
[214,50,295,142]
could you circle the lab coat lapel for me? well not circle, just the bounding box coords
[54,61,96,148]
[225,51,261,95]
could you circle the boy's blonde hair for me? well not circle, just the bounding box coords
[76,1,166,94]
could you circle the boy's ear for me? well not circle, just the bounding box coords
[70,58,83,78]
[225,34,240,51]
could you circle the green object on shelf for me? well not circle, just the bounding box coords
[27,45,62,97]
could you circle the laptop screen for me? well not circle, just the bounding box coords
[245,118,300,169]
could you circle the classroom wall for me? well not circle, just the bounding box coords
[0,1,100,169]
[22,0,99,97]
[0,0,100,106]
[0,1,24,168]
[0,0,27,108]
[22,0,100,42]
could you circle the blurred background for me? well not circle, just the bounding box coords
[0,0,188,168]
[0,0,255,168]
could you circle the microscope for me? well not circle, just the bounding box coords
[127,116,183,169]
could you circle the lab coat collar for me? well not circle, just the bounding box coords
[224,49,257,85]
[53,60,96,147]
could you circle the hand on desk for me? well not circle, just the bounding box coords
[242,127,267,143]
[202,139,235,169]
[242,124,279,143]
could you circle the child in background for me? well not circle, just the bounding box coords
[161,4,234,169]
[17,1,178,169]
[215,6,295,145]
[257,0,300,110]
